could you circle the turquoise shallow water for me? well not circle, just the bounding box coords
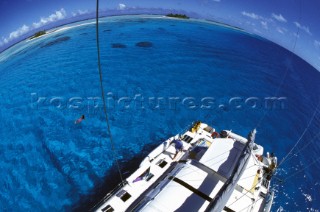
[0,15,319,211]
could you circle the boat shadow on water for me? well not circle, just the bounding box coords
[70,142,161,211]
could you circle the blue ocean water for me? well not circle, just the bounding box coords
[0,15,319,211]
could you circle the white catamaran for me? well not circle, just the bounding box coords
[93,122,277,212]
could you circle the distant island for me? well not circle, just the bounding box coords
[29,30,46,40]
[166,13,189,19]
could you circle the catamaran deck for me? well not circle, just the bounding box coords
[94,123,274,212]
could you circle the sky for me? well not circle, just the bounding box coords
[1,0,320,71]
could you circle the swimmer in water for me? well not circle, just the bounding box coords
[75,115,85,124]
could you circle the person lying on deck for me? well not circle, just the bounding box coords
[171,139,184,160]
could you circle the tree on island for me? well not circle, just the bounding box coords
[30,30,46,39]
[166,13,189,19]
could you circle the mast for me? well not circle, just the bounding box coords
[204,129,256,212]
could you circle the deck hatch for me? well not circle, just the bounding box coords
[181,135,193,143]
[101,205,114,212]
[157,159,168,168]
[116,190,132,202]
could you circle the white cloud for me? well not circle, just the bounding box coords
[241,11,262,20]
[212,0,221,2]
[0,24,31,46]
[9,25,30,40]
[33,8,67,28]
[272,13,287,23]
[294,21,312,35]
[242,12,284,32]
[261,21,268,29]
[314,40,320,49]
[118,3,126,10]
[72,9,89,17]
[0,8,67,46]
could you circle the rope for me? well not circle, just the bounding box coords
[277,101,319,168]
[95,0,124,183]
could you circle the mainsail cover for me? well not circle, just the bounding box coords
[204,129,256,212]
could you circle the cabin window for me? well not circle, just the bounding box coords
[181,135,193,143]
[116,190,132,202]
[101,205,114,212]
[157,159,167,168]
[259,192,267,198]
[262,178,269,188]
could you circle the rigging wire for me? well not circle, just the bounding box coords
[272,156,320,193]
[270,101,320,189]
[277,101,319,168]
[255,0,302,129]
[277,157,320,186]
[95,0,124,183]
[277,131,320,164]
[270,103,320,207]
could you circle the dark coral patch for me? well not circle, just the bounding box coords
[41,36,71,48]
[136,41,153,48]
[80,33,88,36]
[104,29,112,32]
[112,43,127,48]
